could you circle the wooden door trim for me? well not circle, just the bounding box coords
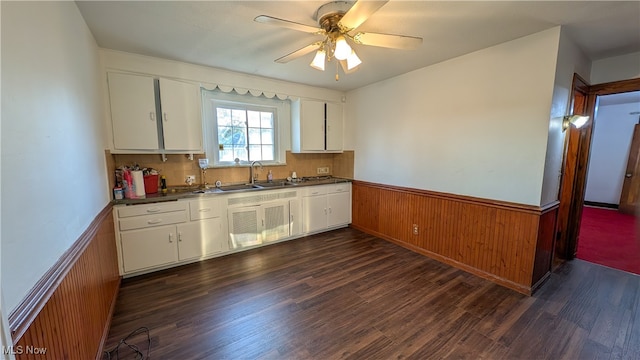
[618,124,640,214]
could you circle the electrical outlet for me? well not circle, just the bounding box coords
[186,175,196,185]
[317,167,330,175]
[412,224,419,235]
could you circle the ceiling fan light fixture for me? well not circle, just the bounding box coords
[310,49,326,71]
[334,35,351,60]
[346,49,362,70]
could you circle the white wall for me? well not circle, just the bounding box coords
[585,102,640,204]
[0,2,109,313]
[591,51,640,84]
[345,28,561,206]
[540,28,591,206]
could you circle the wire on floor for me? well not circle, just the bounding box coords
[103,326,150,360]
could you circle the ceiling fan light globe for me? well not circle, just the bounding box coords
[334,36,351,60]
[346,50,362,70]
[310,49,326,71]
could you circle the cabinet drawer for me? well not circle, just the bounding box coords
[330,183,351,194]
[189,198,221,220]
[119,210,187,231]
[117,202,188,218]
[301,185,328,197]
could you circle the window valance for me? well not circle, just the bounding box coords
[200,83,297,101]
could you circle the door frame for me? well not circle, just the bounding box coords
[556,77,640,260]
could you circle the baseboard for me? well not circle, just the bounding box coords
[584,201,618,209]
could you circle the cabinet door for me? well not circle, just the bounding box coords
[228,206,261,249]
[289,198,302,237]
[325,102,343,151]
[263,201,290,242]
[159,78,203,151]
[327,191,351,228]
[177,218,226,260]
[108,72,159,150]
[301,100,326,151]
[120,226,178,273]
[302,195,327,233]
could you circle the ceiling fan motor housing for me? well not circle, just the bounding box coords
[315,1,354,34]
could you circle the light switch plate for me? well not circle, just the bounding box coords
[317,167,329,174]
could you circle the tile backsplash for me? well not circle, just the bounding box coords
[106,150,354,191]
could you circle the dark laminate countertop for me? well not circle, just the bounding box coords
[113,177,352,205]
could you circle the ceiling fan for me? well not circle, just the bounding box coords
[254,0,423,80]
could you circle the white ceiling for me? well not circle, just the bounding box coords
[76,1,640,92]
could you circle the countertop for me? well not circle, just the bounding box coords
[113,177,352,205]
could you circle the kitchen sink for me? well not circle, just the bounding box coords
[218,184,262,191]
[254,181,297,188]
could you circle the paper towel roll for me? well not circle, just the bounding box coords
[132,170,146,198]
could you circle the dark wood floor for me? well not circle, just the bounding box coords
[104,228,640,359]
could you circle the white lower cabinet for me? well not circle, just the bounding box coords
[228,199,290,249]
[115,183,350,276]
[120,225,179,273]
[177,218,226,261]
[302,183,352,234]
[115,198,226,275]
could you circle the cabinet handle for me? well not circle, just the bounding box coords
[324,208,327,215]
[149,112,155,121]
[163,112,168,122]
[146,207,161,213]
[199,208,211,212]
[329,208,332,214]
[169,233,173,243]
[178,232,183,242]
[147,219,163,224]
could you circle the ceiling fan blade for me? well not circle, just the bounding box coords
[338,0,389,31]
[275,42,322,63]
[254,15,322,34]
[353,32,423,49]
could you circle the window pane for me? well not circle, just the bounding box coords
[233,145,248,162]
[231,109,246,127]
[218,126,234,145]
[248,128,261,144]
[232,127,247,146]
[261,145,274,161]
[217,108,232,126]
[247,110,261,128]
[248,145,261,161]
[261,112,274,128]
[261,129,274,145]
[219,148,235,162]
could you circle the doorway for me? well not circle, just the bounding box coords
[577,91,640,274]
[555,77,640,264]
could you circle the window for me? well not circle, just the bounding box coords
[202,89,289,166]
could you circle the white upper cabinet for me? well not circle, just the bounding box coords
[107,72,203,153]
[158,78,202,151]
[291,99,343,153]
[108,72,159,150]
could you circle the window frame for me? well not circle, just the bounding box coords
[202,89,288,167]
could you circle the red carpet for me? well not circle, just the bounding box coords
[576,206,640,275]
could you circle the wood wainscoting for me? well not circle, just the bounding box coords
[9,204,120,360]
[351,181,558,295]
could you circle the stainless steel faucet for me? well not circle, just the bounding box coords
[249,161,263,184]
